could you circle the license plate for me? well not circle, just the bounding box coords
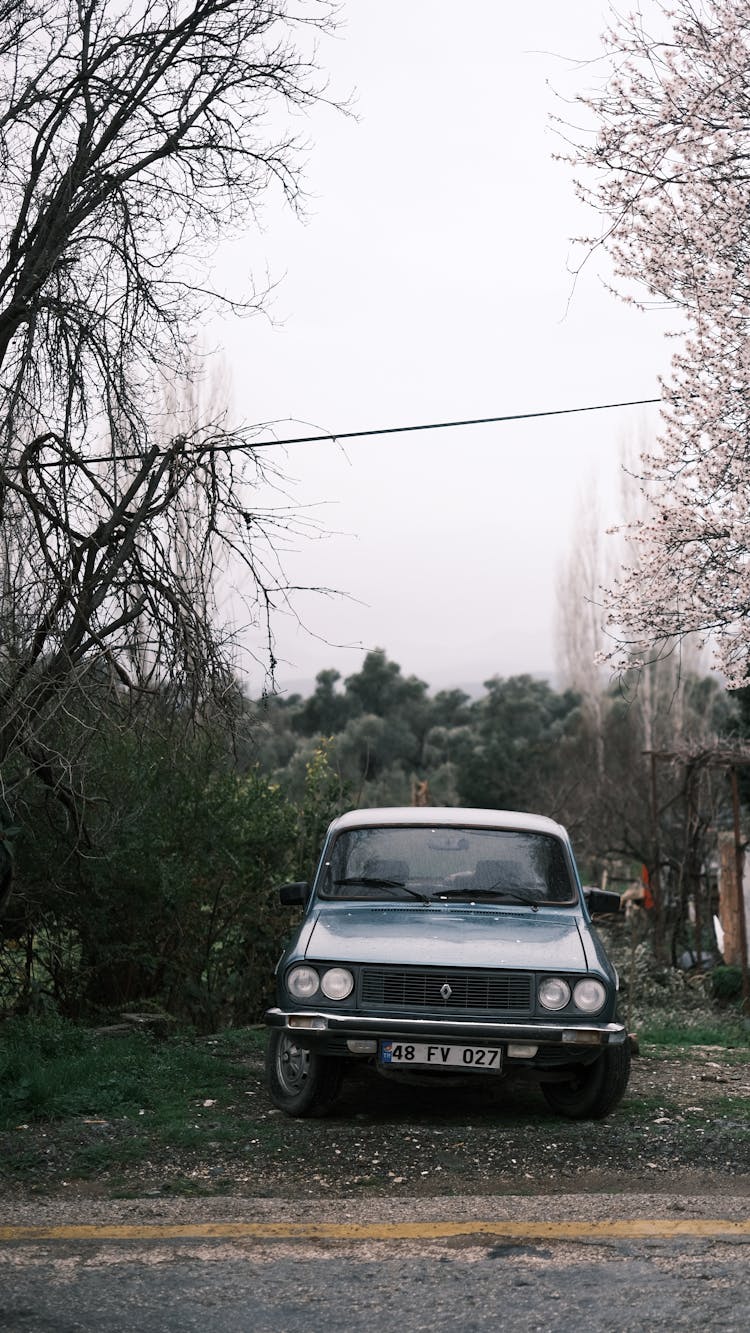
[379,1041,502,1071]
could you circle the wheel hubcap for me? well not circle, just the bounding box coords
[277,1035,310,1095]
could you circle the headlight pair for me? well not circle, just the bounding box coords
[538,976,606,1014]
[287,964,354,1001]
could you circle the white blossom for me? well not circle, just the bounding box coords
[571,0,750,685]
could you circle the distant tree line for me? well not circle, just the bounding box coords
[2,645,747,1027]
[250,648,736,838]
[250,648,746,969]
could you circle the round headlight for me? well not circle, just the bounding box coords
[573,978,607,1013]
[287,965,320,1000]
[538,977,571,1011]
[321,967,354,1000]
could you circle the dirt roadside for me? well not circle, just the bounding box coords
[2,1041,750,1208]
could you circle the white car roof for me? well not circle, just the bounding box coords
[328,807,569,840]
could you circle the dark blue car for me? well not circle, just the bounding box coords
[266,807,629,1119]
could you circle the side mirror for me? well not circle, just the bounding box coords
[277,881,309,906]
[583,887,621,916]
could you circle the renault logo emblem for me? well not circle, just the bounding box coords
[440,983,452,1001]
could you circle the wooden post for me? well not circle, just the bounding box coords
[687,768,702,968]
[730,767,750,1015]
[649,751,664,959]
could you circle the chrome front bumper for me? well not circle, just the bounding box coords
[265,1007,627,1046]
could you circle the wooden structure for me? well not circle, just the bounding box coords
[645,743,750,1013]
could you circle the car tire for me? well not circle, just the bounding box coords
[541,1042,631,1119]
[266,1030,343,1117]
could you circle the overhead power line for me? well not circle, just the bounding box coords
[252,396,662,450]
[22,395,663,471]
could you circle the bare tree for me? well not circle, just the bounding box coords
[555,481,610,781]
[0,0,339,901]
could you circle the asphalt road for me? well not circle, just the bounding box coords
[3,1197,750,1332]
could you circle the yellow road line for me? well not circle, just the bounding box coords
[1,1219,750,1243]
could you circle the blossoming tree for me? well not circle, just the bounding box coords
[571,0,750,684]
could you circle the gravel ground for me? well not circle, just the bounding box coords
[2,1040,750,1203]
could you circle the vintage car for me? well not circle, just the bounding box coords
[265,807,629,1119]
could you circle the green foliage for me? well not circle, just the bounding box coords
[454,674,582,812]
[711,965,744,1004]
[638,1012,750,1049]
[0,819,18,906]
[251,654,590,815]
[3,642,746,1036]
[293,669,352,737]
[294,739,351,879]
[251,651,438,807]
[344,650,428,720]
[0,1014,262,1130]
[0,707,358,1027]
[1,721,300,1027]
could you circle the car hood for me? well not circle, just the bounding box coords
[303,905,589,971]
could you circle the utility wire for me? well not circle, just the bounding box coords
[22,395,663,470]
[250,396,662,450]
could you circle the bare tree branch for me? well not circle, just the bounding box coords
[0,0,342,864]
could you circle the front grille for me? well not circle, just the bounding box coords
[360,968,533,1014]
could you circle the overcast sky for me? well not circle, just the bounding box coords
[214,1,673,697]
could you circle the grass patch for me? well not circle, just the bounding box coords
[0,1014,265,1136]
[0,1016,276,1188]
[3,1010,749,1195]
[635,1010,750,1051]
[706,1097,750,1121]
[618,1094,671,1115]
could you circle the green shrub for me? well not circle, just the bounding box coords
[711,965,744,1004]
[2,721,306,1026]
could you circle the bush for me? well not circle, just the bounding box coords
[1,725,301,1026]
[1,718,356,1028]
[711,965,744,1004]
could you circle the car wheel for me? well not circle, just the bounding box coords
[541,1042,631,1120]
[266,1030,343,1117]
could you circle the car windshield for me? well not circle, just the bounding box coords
[319,825,576,904]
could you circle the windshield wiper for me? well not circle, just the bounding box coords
[333,876,431,904]
[437,887,540,910]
